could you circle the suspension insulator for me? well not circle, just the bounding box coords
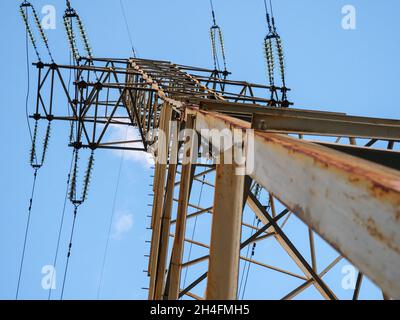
[69,149,79,202]
[275,37,286,86]
[29,120,52,168]
[20,2,54,62]
[217,28,227,71]
[31,6,53,61]
[69,121,75,144]
[264,38,275,87]
[30,120,39,165]
[69,149,95,205]
[20,7,41,61]
[82,151,95,202]
[40,122,52,165]
[210,28,217,70]
[63,15,80,61]
[63,4,93,61]
[76,15,93,59]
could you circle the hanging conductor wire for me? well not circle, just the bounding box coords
[59,3,98,292]
[60,146,95,299]
[48,48,78,300]
[238,183,262,299]
[209,0,228,76]
[17,113,52,300]
[96,126,129,299]
[60,199,79,300]
[120,0,137,58]
[48,151,75,300]
[263,0,289,107]
[20,1,54,167]
[15,168,38,299]
[16,2,54,298]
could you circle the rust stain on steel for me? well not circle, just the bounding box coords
[349,209,400,255]
[187,106,400,206]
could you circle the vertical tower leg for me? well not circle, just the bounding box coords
[153,129,179,299]
[167,116,196,300]
[206,152,245,300]
[148,103,172,299]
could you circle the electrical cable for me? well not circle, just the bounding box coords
[16,5,42,298]
[24,12,35,160]
[96,127,128,299]
[262,0,288,106]
[241,217,260,299]
[60,146,95,299]
[48,151,75,300]
[238,214,256,299]
[209,0,227,73]
[119,0,137,57]
[16,168,38,300]
[48,49,76,300]
[238,184,262,299]
[60,202,79,300]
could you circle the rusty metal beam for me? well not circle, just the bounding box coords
[148,103,172,299]
[251,113,400,140]
[315,142,400,171]
[199,100,347,118]
[153,124,180,299]
[205,154,245,300]
[199,100,400,140]
[167,116,196,300]
[190,107,400,299]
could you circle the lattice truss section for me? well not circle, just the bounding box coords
[31,57,400,300]
[32,57,290,151]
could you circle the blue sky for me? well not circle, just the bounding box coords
[0,0,399,300]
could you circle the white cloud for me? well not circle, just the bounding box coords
[109,124,154,169]
[111,212,134,240]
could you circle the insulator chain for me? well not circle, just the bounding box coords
[264,38,275,87]
[209,0,227,73]
[19,1,54,62]
[69,148,95,206]
[210,26,227,72]
[68,118,75,145]
[275,36,287,101]
[63,16,80,61]
[217,28,227,71]
[264,34,287,103]
[76,15,93,59]
[63,3,93,61]
[210,28,218,70]
[263,0,289,106]
[30,120,52,169]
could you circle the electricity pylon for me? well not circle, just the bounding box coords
[32,56,400,300]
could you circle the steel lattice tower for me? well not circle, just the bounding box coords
[29,56,400,300]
